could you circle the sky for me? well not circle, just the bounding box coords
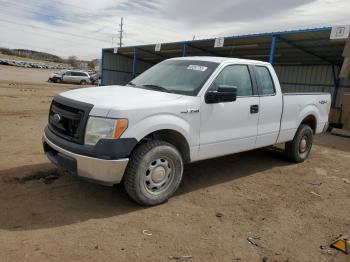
[0,0,349,60]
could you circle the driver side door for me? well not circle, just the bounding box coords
[198,64,260,160]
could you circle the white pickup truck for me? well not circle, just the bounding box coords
[43,57,330,205]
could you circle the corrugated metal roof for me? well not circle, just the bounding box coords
[103,27,346,66]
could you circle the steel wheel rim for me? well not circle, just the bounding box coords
[143,157,175,195]
[299,135,309,153]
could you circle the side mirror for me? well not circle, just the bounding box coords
[205,85,237,104]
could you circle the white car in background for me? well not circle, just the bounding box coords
[48,70,65,83]
[49,70,92,85]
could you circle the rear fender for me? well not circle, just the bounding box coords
[297,104,320,131]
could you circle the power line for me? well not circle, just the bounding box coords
[0,1,84,21]
[0,0,97,16]
[0,1,116,38]
[34,0,98,14]
[0,22,104,48]
[0,18,110,43]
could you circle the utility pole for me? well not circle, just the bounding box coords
[118,17,124,48]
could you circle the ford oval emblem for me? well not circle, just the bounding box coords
[53,113,61,123]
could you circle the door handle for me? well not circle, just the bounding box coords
[250,105,259,114]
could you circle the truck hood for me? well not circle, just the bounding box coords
[60,85,183,116]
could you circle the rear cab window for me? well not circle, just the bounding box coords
[255,66,275,96]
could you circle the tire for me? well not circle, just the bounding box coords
[80,80,87,85]
[123,140,184,206]
[285,124,313,163]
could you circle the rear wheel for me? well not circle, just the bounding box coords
[285,124,313,163]
[123,140,184,206]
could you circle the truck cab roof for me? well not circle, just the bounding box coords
[169,56,271,66]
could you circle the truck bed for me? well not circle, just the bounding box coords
[277,92,331,143]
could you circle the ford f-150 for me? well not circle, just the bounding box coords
[43,57,331,205]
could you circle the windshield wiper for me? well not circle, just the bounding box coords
[141,84,172,93]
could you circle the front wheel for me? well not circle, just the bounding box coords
[285,124,313,163]
[80,80,87,85]
[123,140,184,206]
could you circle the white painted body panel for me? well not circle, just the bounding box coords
[61,85,201,160]
[277,93,331,143]
[60,85,183,117]
[59,57,331,163]
[255,64,283,148]
[199,96,259,160]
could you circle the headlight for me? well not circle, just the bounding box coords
[84,117,128,146]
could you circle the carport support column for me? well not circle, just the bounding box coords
[332,65,340,107]
[269,35,277,64]
[132,47,137,78]
[101,49,104,86]
[182,43,187,57]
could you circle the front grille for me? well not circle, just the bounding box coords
[48,96,93,144]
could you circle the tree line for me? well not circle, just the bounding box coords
[0,47,97,69]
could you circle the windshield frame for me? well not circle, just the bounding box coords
[127,59,219,96]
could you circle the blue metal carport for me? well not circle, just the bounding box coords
[101,27,349,107]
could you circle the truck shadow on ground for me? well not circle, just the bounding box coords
[0,148,291,231]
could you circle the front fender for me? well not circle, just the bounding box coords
[121,113,196,147]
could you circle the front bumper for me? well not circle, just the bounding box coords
[43,133,129,185]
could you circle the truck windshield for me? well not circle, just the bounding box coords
[128,60,219,96]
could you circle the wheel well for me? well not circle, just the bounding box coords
[301,115,316,133]
[139,129,191,163]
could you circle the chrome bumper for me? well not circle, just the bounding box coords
[42,134,129,185]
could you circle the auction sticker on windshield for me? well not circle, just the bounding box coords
[187,65,208,71]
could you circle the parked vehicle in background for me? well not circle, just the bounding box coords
[0,58,67,69]
[48,70,92,85]
[89,73,100,85]
[48,70,66,83]
[62,70,91,85]
[42,57,331,206]
[87,70,96,75]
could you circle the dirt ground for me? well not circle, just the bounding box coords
[0,65,349,262]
